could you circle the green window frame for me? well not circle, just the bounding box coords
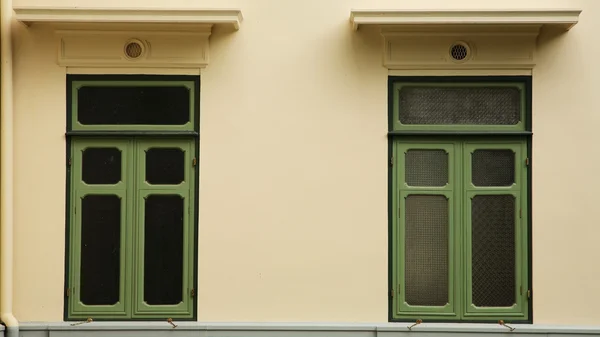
[65,75,199,321]
[388,77,532,323]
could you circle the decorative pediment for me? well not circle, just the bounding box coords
[350,9,582,70]
[14,7,244,68]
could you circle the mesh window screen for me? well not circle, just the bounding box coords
[144,195,184,305]
[398,87,521,125]
[80,194,121,306]
[472,150,515,187]
[405,150,448,187]
[82,148,122,185]
[405,195,449,306]
[145,148,185,185]
[471,195,516,307]
[77,86,190,125]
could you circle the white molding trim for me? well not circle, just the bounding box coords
[13,7,243,68]
[14,7,243,30]
[350,9,581,31]
[55,28,212,68]
[349,9,582,70]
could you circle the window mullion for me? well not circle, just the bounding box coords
[456,140,465,320]
[124,138,137,318]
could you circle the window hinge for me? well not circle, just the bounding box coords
[390,288,394,298]
[389,156,394,167]
[519,208,522,218]
[525,158,530,166]
[66,287,71,297]
[527,289,531,299]
[520,285,522,295]
[68,158,72,167]
[190,288,195,297]
[192,157,197,167]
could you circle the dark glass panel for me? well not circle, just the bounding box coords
[398,86,521,125]
[144,195,184,305]
[80,194,121,305]
[472,195,516,307]
[146,148,185,185]
[405,149,448,187]
[472,150,515,187]
[405,195,449,306]
[82,147,122,184]
[77,86,190,125]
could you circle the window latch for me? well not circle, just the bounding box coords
[167,318,178,329]
[70,317,93,326]
[407,319,422,331]
[498,320,515,332]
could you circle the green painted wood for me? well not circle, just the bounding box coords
[393,142,458,320]
[391,138,528,322]
[68,139,132,319]
[462,141,528,320]
[132,139,195,319]
[67,138,196,320]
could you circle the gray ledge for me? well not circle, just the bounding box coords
[15,322,600,335]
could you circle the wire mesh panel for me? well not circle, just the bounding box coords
[398,87,521,125]
[405,150,449,187]
[80,194,121,306]
[82,148,122,185]
[77,86,191,125]
[472,150,515,187]
[145,148,185,185]
[144,195,184,305]
[471,195,516,307]
[405,195,449,306]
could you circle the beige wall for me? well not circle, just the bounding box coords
[10,0,600,325]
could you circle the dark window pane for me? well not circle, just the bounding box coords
[146,148,185,185]
[398,87,521,125]
[472,195,516,307]
[77,86,190,125]
[472,150,515,187]
[144,195,184,305]
[405,149,448,187]
[80,195,121,305]
[405,195,449,306]
[82,148,121,184]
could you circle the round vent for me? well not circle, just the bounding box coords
[449,42,471,62]
[124,39,146,60]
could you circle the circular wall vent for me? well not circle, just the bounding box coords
[124,39,146,60]
[449,42,471,62]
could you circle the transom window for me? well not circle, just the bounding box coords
[65,75,199,320]
[389,77,531,322]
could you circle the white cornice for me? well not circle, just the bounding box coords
[14,7,243,30]
[350,9,581,31]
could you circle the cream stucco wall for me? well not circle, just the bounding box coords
[9,0,600,326]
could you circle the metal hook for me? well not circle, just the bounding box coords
[70,317,93,326]
[167,318,178,329]
[499,320,515,332]
[407,319,422,330]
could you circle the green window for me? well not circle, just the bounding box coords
[389,77,531,322]
[65,75,199,320]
